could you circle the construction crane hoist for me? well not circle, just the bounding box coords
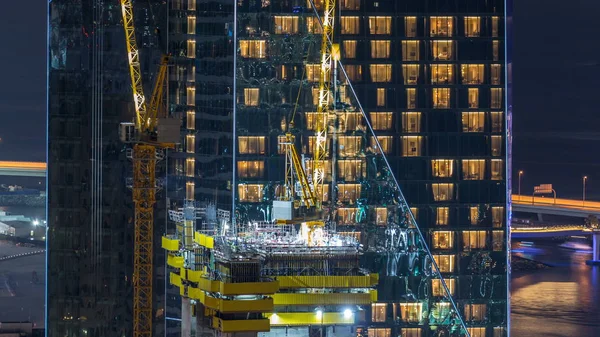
[118,1,179,336]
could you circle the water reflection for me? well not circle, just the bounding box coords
[511,241,600,337]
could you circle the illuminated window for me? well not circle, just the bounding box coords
[435,207,449,226]
[491,88,503,108]
[433,88,451,108]
[344,65,362,82]
[494,327,507,337]
[465,304,487,322]
[341,0,360,10]
[187,16,196,34]
[186,110,195,130]
[377,88,386,106]
[186,181,194,200]
[491,64,502,85]
[371,40,391,58]
[462,230,487,250]
[432,278,455,296]
[237,161,264,178]
[406,89,417,109]
[400,328,422,337]
[338,184,361,203]
[312,87,320,106]
[277,65,289,80]
[305,160,332,181]
[402,65,419,85]
[274,16,299,34]
[410,207,419,221]
[186,134,195,153]
[187,39,196,58]
[461,64,484,84]
[430,17,453,37]
[492,17,499,37]
[404,17,417,37]
[371,136,393,154]
[402,112,421,132]
[340,112,361,131]
[468,328,486,337]
[371,303,387,322]
[433,254,456,273]
[431,64,453,84]
[491,159,503,180]
[338,160,365,182]
[491,135,502,156]
[462,112,485,132]
[368,328,391,337]
[244,88,260,106]
[337,208,359,224]
[277,135,287,154]
[432,159,453,178]
[374,208,388,225]
[493,230,504,251]
[370,112,393,130]
[341,16,360,34]
[432,183,454,201]
[493,40,500,61]
[433,231,454,249]
[397,303,423,323]
[491,112,503,132]
[308,136,329,155]
[343,40,357,58]
[401,136,422,157]
[370,64,392,82]
[186,158,195,177]
[431,303,451,322]
[469,88,479,108]
[470,206,481,225]
[492,206,504,228]
[238,136,265,154]
[238,184,264,202]
[239,40,266,58]
[186,86,195,106]
[305,64,321,82]
[338,136,362,157]
[462,159,485,180]
[306,17,322,34]
[187,0,196,10]
[432,40,453,60]
[464,17,481,37]
[402,41,420,61]
[369,16,392,35]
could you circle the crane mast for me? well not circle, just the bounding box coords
[313,0,338,208]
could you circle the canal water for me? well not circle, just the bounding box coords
[511,241,600,336]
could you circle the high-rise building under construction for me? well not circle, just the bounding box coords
[48,1,511,337]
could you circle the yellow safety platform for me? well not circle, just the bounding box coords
[277,274,378,289]
[211,317,270,332]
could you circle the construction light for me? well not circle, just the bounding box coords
[316,309,323,319]
[343,308,353,318]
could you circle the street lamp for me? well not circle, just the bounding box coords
[583,176,588,207]
[518,170,524,196]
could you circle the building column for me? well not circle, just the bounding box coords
[181,297,191,337]
[586,231,600,266]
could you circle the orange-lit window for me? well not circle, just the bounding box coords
[187,0,196,10]
[237,161,264,178]
[402,112,421,132]
[186,86,195,106]
[341,0,360,10]
[435,207,449,225]
[402,41,419,61]
[304,159,332,182]
[433,88,451,108]
[491,159,503,180]
[432,278,455,296]
[342,112,361,131]
[306,17,322,34]
[431,64,453,84]
[305,64,321,82]
[369,16,392,34]
[186,134,195,153]
[406,89,417,109]
[493,40,500,61]
[341,16,360,34]
[371,303,387,322]
[344,64,362,82]
[338,136,362,157]
[470,206,481,225]
[308,136,329,155]
[461,64,484,84]
[371,136,393,154]
[492,17,499,37]
[462,230,487,250]
[371,40,391,58]
[370,112,393,130]
[377,88,386,106]
[187,16,196,34]
[187,39,196,58]
[432,231,454,249]
[244,88,259,106]
[492,206,504,228]
[433,254,455,273]
[186,110,195,130]
[238,136,265,154]
[370,64,392,82]
[404,17,417,37]
[432,159,453,178]
[464,17,481,37]
[491,88,503,108]
[337,208,358,224]
[374,208,388,225]
[462,159,485,180]
[469,88,479,108]
[239,40,266,58]
[238,184,264,202]
[432,183,454,201]
[186,181,194,200]
[402,65,419,85]
[430,17,453,37]
[273,16,299,34]
[491,135,502,156]
[277,135,287,154]
[397,303,423,324]
[186,158,195,177]
[338,184,361,202]
[491,64,502,85]
[468,328,486,337]
[464,304,487,322]
[462,112,485,132]
[401,136,422,157]
[493,230,504,251]
[338,159,365,182]
[343,40,357,59]
[368,328,391,337]
[432,40,453,60]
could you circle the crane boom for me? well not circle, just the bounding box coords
[313,0,337,207]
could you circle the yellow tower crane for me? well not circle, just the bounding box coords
[313,0,339,208]
[119,1,173,336]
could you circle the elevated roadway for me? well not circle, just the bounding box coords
[512,194,600,218]
[0,161,46,177]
